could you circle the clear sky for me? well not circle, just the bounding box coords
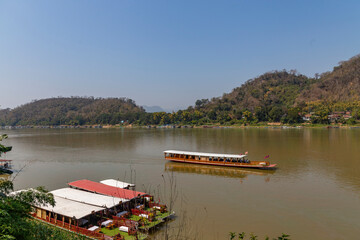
[1,0,360,110]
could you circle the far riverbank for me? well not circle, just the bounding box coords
[2,123,360,130]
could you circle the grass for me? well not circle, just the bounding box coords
[129,211,173,230]
[100,227,147,240]
[156,211,172,220]
[138,219,163,230]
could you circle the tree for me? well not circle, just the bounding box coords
[316,108,330,124]
[0,134,12,157]
[0,179,85,240]
[0,181,55,239]
[181,111,191,123]
[286,107,303,124]
[195,99,209,109]
[352,109,360,120]
[347,117,356,125]
[268,106,284,122]
[243,110,253,123]
[207,110,217,121]
[254,107,267,122]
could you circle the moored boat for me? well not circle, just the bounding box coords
[164,150,277,170]
[0,159,13,174]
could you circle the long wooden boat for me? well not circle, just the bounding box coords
[164,150,277,170]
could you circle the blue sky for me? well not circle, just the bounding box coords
[1,0,360,110]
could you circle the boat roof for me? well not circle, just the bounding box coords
[51,188,128,208]
[38,195,105,219]
[164,150,247,158]
[100,179,135,189]
[68,179,146,200]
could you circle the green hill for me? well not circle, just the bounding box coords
[190,54,360,124]
[196,70,315,112]
[0,97,145,126]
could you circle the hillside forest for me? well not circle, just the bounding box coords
[1,55,360,126]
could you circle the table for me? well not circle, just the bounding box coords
[101,219,113,227]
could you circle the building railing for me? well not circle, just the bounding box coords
[32,214,106,239]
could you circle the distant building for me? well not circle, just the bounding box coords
[328,114,341,122]
[343,114,352,120]
[303,114,312,121]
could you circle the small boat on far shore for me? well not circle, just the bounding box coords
[164,150,277,170]
[0,159,13,174]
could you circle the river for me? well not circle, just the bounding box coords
[3,127,360,239]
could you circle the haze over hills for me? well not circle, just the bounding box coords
[1,54,360,126]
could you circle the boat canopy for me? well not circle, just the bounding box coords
[68,179,146,200]
[100,179,135,189]
[164,150,247,159]
[51,188,128,208]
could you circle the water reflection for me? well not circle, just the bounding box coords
[6,128,140,150]
[165,162,274,181]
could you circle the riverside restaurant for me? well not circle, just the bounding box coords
[18,179,173,240]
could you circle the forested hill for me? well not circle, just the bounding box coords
[296,54,360,103]
[193,55,360,119]
[0,97,145,126]
[195,70,316,112]
[1,55,360,126]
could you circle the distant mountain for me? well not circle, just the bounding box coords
[0,97,145,126]
[142,105,165,113]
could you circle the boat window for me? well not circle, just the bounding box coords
[209,157,212,161]
[219,158,224,162]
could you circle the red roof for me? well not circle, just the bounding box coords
[68,179,146,200]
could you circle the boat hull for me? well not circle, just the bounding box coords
[166,158,277,170]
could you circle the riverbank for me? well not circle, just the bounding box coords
[2,122,360,130]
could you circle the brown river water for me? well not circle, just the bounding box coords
[2,128,360,239]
